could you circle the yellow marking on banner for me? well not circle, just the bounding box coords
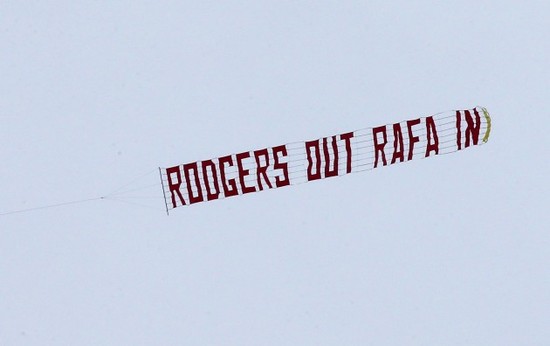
[481,107,492,143]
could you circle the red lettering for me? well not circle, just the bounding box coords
[201,160,220,201]
[340,132,354,173]
[406,119,421,161]
[425,116,439,157]
[166,166,186,207]
[306,140,322,180]
[218,155,238,197]
[254,149,273,191]
[273,145,290,187]
[183,162,204,204]
[391,123,404,164]
[323,136,339,178]
[372,126,388,168]
[236,151,256,194]
[465,109,481,148]
[456,110,462,150]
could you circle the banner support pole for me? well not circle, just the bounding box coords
[159,167,170,216]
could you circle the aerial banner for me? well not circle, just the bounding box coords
[160,106,491,213]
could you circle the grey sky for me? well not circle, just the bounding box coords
[1,1,548,345]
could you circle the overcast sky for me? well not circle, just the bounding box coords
[1,1,548,345]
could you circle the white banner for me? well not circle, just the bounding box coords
[161,107,491,212]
